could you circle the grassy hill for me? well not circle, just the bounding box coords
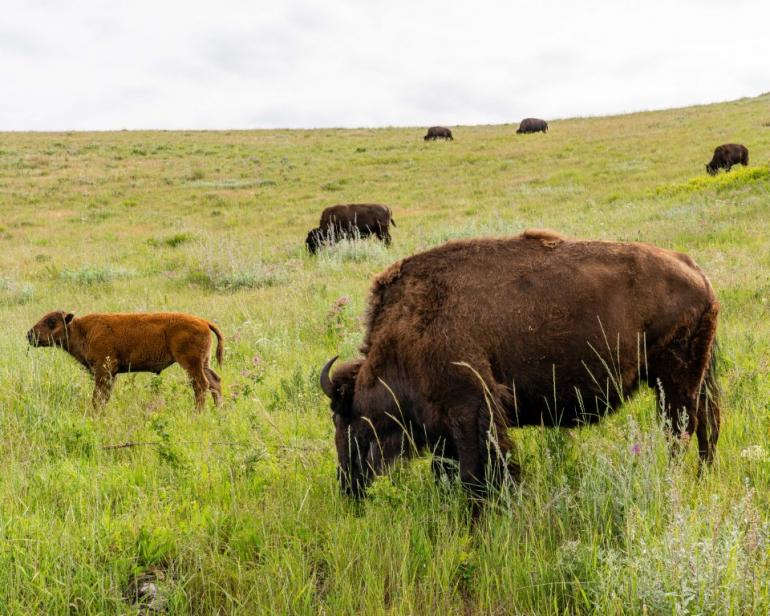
[1,93,769,614]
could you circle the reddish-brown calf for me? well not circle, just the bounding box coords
[27,311,224,409]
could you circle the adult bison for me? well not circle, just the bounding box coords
[424,126,453,141]
[320,230,720,501]
[306,203,396,254]
[706,143,748,175]
[516,118,548,134]
[27,311,224,409]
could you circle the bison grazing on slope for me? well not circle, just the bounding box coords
[28,311,224,409]
[306,203,396,254]
[424,126,453,141]
[516,118,548,134]
[706,143,748,175]
[320,230,720,501]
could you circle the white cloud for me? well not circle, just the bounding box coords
[1,0,768,130]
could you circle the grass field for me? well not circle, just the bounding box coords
[1,93,770,614]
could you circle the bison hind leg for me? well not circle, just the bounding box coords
[650,303,720,465]
[205,367,223,406]
[179,357,210,410]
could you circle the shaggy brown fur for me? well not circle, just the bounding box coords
[706,143,749,175]
[321,230,721,501]
[424,126,454,141]
[306,203,396,254]
[516,118,549,134]
[27,311,224,409]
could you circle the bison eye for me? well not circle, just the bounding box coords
[46,318,56,328]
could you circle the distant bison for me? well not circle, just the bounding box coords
[516,118,548,134]
[28,311,224,409]
[306,203,396,254]
[321,230,720,501]
[424,126,453,141]
[706,143,748,175]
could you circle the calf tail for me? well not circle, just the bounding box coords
[208,322,224,365]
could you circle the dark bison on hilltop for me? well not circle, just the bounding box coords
[424,126,453,141]
[28,311,224,409]
[306,203,396,254]
[321,230,720,501]
[516,118,548,134]
[706,143,748,175]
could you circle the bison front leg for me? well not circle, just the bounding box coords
[92,360,116,409]
[451,400,519,510]
[431,438,459,483]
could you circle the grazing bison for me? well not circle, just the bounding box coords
[706,143,748,175]
[424,126,454,141]
[321,230,720,501]
[306,203,396,254]
[516,118,548,134]
[27,311,224,409]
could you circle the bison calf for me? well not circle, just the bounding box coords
[424,126,453,141]
[516,118,548,134]
[306,203,396,254]
[706,143,748,175]
[27,311,224,410]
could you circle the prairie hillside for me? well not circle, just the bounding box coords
[1,94,769,614]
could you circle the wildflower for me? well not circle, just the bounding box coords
[740,445,768,461]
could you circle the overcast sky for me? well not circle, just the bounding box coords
[2,0,769,131]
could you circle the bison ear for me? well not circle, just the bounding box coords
[64,313,74,325]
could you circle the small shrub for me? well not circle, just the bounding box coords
[321,179,347,191]
[0,276,34,305]
[147,232,193,248]
[654,165,770,197]
[184,239,286,292]
[59,265,135,286]
[315,235,391,266]
[186,169,205,181]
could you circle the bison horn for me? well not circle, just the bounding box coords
[320,355,338,398]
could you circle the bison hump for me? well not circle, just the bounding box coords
[521,228,565,247]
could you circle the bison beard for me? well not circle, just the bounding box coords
[321,230,721,504]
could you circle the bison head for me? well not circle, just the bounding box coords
[705,163,718,176]
[27,310,74,347]
[321,356,407,497]
[305,228,322,254]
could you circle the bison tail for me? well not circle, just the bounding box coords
[694,302,721,464]
[208,322,224,365]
